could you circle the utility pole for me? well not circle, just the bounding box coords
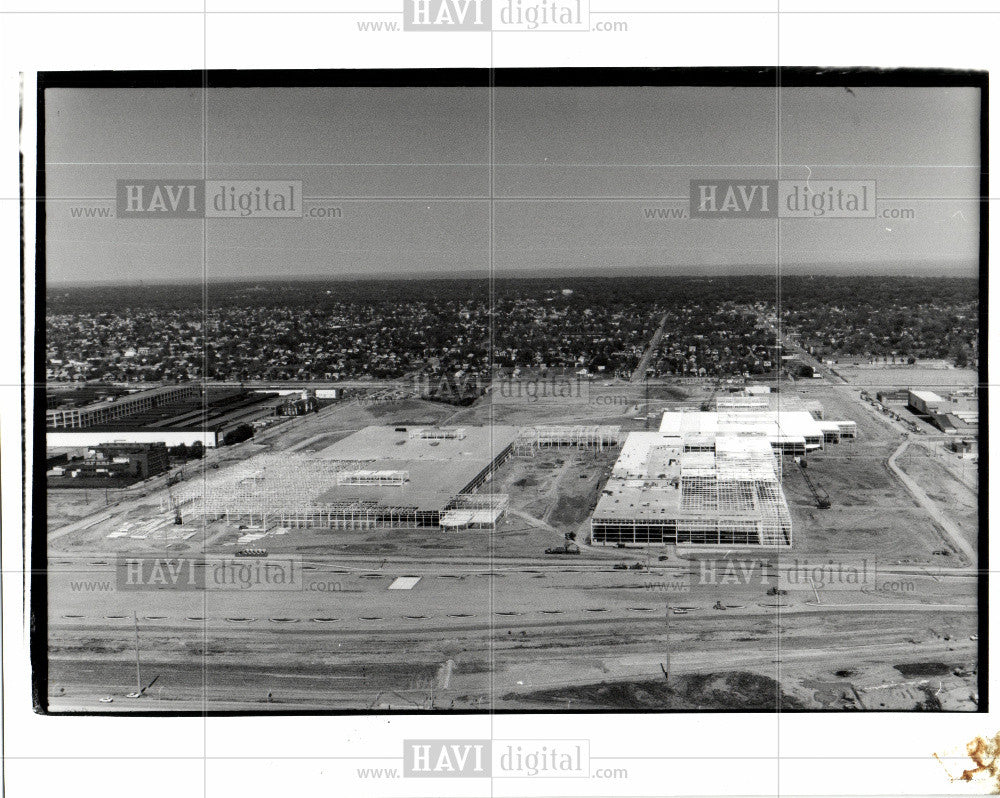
[660,602,670,681]
[809,576,821,605]
[133,611,142,694]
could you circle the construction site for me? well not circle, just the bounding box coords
[591,432,793,547]
[168,425,519,531]
[44,371,980,714]
[590,403,857,548]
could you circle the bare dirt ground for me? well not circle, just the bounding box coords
[830,363,978,390]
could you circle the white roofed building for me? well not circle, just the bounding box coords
[591,404,857,548]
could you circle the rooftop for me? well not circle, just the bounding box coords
[659,409,825,443]
[172,425,518,517]
[909,389,945,403]
[298,425,517,512]
[594,431,787,524]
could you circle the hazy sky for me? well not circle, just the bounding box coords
[44,83,981,283]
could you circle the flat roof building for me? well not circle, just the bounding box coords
[171,425,517,530]
[46,384,200,429]
[661,409,828,455]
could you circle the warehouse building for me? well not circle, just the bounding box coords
[660,409,832,455]
[49,442,169,485]
[908,389,945,416]
[46,387,285,448]
[46,384,199,429]
[170,425,516,530]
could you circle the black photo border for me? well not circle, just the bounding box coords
[28,66,988,716]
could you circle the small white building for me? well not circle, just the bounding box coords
[908,390,944,415]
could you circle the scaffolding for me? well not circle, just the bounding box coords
[336,470,409,486]
[591,432,792,547]
[514,425,621,456]
[440,493,511,529]
[677,436,792,546]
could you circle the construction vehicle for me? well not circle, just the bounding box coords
[797,460,831,509]
[544,542,580,555]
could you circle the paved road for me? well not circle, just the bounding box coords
[630,312,668,383]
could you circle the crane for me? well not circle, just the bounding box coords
[797,459,831,509]
[166,483,183,524]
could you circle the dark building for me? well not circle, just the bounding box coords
[91,442,169,480]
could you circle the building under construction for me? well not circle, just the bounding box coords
[168,425,516,530]
[662,407,855,455]
[591,405,856,547]
[513,425,621,456]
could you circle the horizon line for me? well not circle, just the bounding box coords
[47,266,980,288]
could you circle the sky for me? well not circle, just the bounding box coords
[44,83,981,284]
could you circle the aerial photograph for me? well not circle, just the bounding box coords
[39,73,982,712]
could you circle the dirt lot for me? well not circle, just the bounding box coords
[830,363,978,390]
[775,382,975,565]
[893,448,978,553]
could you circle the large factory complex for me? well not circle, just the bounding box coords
[45,384,337,448]
[160,396,856,548]
[47,380,869,549]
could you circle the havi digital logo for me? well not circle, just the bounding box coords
[690,179,876,219]
[403,0,587,30]
[116,179,302,218]
[404,0,490,30]
[404,739,491,777]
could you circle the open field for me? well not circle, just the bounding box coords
[831,364,979,390]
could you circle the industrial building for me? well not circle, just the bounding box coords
[591,431,792,547]
[46,384,200,429]
[906,388,979,435]
[591,405,858,547]
[169,425,517,530]
[49,442,169,485]
[45,386,288,448]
